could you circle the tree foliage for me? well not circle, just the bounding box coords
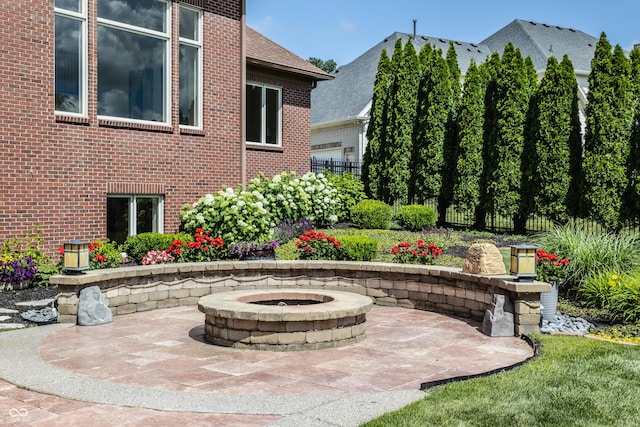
[583,33,633,229]
[307,57,337,73]
[381,40,419,205]
[409,46,453,203]
[362,49,391,199]
[452,59,486,212]
[525,55,581,223]
[486,44,535,219]
[626,48,640,220]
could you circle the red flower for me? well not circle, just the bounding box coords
[195,228,204,233]
[95,254,107,263]
[58,246,64,255]
[391,247,399,254]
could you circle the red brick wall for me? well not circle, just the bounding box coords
[245,69,314,179]
[0,0,252,254]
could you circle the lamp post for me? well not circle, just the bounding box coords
[509,244,537,281]
[63,240,90,274]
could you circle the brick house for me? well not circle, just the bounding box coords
[0,0,330,254]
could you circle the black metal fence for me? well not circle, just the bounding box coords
[311,158,361,178]
[419,198,640,235]
[310,158,640,234]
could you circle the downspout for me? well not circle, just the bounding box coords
[240,0,247,189]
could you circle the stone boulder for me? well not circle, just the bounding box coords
[77,286,113,326]
[462,243,506,275]
[481,294,515,337]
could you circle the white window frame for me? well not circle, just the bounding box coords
[54,0,88,117]
[108,195,164,238]
[246,82,282,147]
[96,0,172,126]
[179,4,203,130]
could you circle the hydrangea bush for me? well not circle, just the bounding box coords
[180,187,274,243]
[248,171,340,227]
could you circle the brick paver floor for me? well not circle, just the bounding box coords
[1,305,532,426]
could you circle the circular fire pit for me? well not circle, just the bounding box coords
[198,289,373,351]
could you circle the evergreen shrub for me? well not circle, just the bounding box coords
[350,200,393,229]
[394,204,436,231]
[338,235,378,261]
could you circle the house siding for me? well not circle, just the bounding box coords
[0,0,262,254]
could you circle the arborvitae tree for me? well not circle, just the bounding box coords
[417,42,432,74]
[478,52,502,228]
[564,56,584,219]
[452,59,487,214]
[583,33,633,229]
[525,55,580,223]
[362,49,391,199]
[409,48,453,204]
[381,39,420,205]
[486,44,532,229]
[627,48,640,220]
[437,42,462,226]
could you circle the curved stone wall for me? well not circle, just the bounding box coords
[50,260,551,335]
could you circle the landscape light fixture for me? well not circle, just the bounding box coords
[63,240,90,274]
[509,243,537,281]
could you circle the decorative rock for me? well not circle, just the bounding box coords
[481,294,514,337]
[78,286,113,326]
[20,305,58,324]
[0,308,18,314]
[462,243,506,275]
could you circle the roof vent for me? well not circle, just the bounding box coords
[556,26,563,30]
[569,28,576,32]
[471,43,478,47]
[455,41,462,45]
[543,23,550,27]
[422,36,428,41]
[529,21,536,25]
[439,38,446,43]
[467,48,471,52]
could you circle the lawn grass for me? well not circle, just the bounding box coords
[363,335,640,426]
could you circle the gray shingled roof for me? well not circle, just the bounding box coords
[481,19,597,73]
[312,19,599,124]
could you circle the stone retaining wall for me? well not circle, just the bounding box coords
[50,261,551,335]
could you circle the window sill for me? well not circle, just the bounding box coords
[55,114,91,125]
[245,143,283,153]
[180,127,205,136]
[99,118,173,133]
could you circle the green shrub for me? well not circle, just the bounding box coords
[394,204,436,231]
[180,187,275,243]
[122,232,193,264]
[350,200,393,229]
[338,235,378,261]
[326,172,366,222]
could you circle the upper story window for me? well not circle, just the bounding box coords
[54,0,87,115]
[97,0,170,124]
[246,83,282,146]
[179,5,202,128]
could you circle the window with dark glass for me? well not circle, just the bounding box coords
[246,83,281,145]
[179,6,202,127]
[54,0,85,114]
[107,195,163,244]
[97,0,169,123]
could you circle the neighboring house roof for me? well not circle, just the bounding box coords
[481,19,597,73]
[246,27,333,81]
[312,19,599,125]
[311,32,490,124]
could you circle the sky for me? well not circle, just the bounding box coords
[246,0,640,67]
